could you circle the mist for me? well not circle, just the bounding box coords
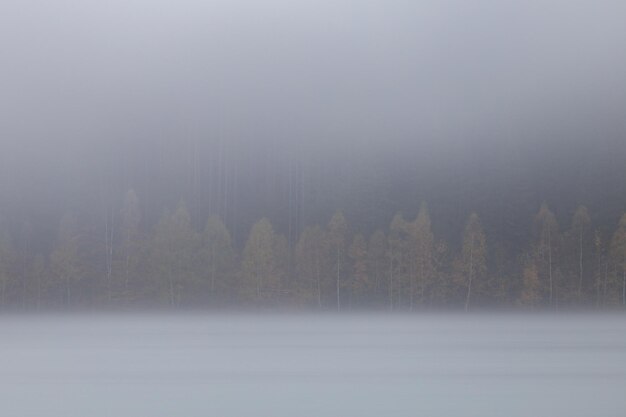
[2,0,626,238]
[2,313,626,416]
[2,2,626,415]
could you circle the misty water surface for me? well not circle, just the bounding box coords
[1,314,625,416]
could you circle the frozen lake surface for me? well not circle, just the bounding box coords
[1,313,625,416]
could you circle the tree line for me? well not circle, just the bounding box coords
[0,189,625,311]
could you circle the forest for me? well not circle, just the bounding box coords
[2,0,626,312]
[1,186,625,311]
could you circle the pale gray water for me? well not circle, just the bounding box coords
[1,314,625,416]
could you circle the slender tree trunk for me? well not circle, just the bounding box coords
[125,252,130,299]
[210,244,216,297]
[375,260,380,291]
[409,262,414,311]
[256,265,261,301]
[465,238,474,312]
[336,247,341,312]
[578,229,583,300]
[595,274,600,308]
[66,278,71,307]
[548,228,553,307]
[124,229,131,299]
[36,276,41,311]
[105,207,115,304]
[22,254,27,310]
[315,253,321,309]
[622,268,626,307]
[168,271,175,307]
[595,260,602,308]
[602,262,608,306]
[389,253,394,311]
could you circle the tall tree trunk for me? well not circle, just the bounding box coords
[602,262,608,306]
[256,265,261,301]
[66,278,71,307]
[622,268,626,307]
[548,227,553,307]
[336,247,341,312]
[465,238,474,312]
[210,244,216,298]
[316,253,321,309]
[105,207,114,303]
[389,253,394,311]
[409,262,414,311]
[578,229,583,300]
[595,260,602,308]
[36,276,41,311]
[168,271,175,307]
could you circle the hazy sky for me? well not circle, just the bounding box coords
[1,0,626,235]
[2,0,626,154]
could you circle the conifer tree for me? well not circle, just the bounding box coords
[151,202,199,307]
[0,229,16,307]
[593,229,608,307]
[120,189,142,301]
[533,203,560,307]
[32,254,48,310]
[610,214,626,307]
[388,213,409,310]
[51,213,82,307]
[202,215,236,305]
[327,211,347,311]
[367,229,387,306]
[412,204,435,307]
[295,225,327,307]
[569,206,591,302]
[241,218,281,305]
[460,213,487,311]
[349,233,370,307]
[519,257,540,309]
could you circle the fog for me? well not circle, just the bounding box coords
[1,0,626,311]
[2,2,626,414]
[3,0,626,144]
[1,314,625,416]
[2,1,626,234]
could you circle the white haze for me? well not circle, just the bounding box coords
[1,314,625,416]
[2,0,626,154]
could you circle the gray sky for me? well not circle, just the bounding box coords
[1,0,626,232]
[2,0,626,153]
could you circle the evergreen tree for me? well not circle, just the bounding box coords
[349,233,370,307]
[120,189,142,302]
[609,214,626,307]
[50,213,82,307]
[533,203,560,307]
[295,225,328,307]
[0,229,16,307]
[202,215,236,305]
[150,202,199,307]
[593,229,609,307]
[367,229,388,307]
[31,254,48,310]
[519,256,540,309]
[327,211,347,311]
[240,218,282,305]
[272,233,290,304]
[568,206,592,303]
[460,213,487,311]
[387,213,416,310]
[411,204,435,307]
